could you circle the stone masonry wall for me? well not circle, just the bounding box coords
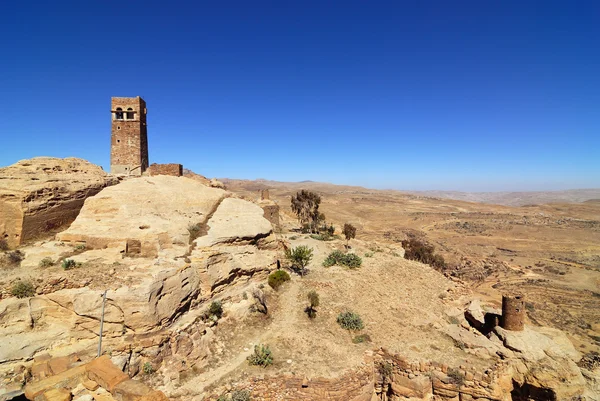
[147,163,183,177]
[261,203,280,227]
[373,349,511,401]
[208,366,373,401]
[110,97,148,175]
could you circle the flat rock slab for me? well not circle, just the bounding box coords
[85,356,129,393]
[57,176,227,256]
[42,388,72,401]
[112,380,151,401]
[195,197,273,247]
[137,391,169,401]
[25,365,87,400]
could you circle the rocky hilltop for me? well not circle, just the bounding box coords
[0,161,598,401]
[0,158,118,248]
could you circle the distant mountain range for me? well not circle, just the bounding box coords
[402,189,600,206]
[222,178,600,207]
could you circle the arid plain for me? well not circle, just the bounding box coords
[223,179,600,355]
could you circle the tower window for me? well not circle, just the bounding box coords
[115,107,124,120]
[126,108,134,120]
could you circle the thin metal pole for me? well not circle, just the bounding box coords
[97,290,107,357]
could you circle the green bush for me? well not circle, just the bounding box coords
[291,190,321,233]
[343,223,356,243]
[305,290,320,319]
[39,257,54,268]
[309,233,333,241]
[285,246,313,275]
[11,281,35,298]
[326,224,335,235]
[247,344,273,367]
[74,244,86,252]
[268,270,291,290]
[401,238,446,269]
[337,311,364,331]
[352,333,372,344]
[209,300,223,319]
[61,259,77,270]
[142,362,154,374]
[447,367,465,386]
[377,361,393,381]
[342,253,362,268]
[231,390,251,401]
[187,223,203,242]
[323,251,362,268]
[6,250,24,266]
[323,250,344,267]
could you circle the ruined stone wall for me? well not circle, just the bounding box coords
[110,97,148,175]
[261,203,280,227]
[373,349,510,401]
[204,349,513,400]
[208,367,373,401]
[147,163,183,177]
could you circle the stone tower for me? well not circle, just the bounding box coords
[110,96,149,175]
[501,294,525,331]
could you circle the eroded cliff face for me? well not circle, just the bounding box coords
[0,157,118,248]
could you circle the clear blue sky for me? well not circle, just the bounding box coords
[1,1,598,191]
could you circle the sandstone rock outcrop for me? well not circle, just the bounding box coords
[57,176,227,256]
[1,174,282,390]
[0,158,118,248]
[194,198,273,248]
[0,260,200,364]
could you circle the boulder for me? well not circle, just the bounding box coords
[24,365,87,400]
[0,157,117,248]
[0,261,200,366]
[194,198,273,248]
[492,326,587,398]
[85,356,129,392]
[112,380,151,401]
[42,388,72,401]
[57,176,226,256]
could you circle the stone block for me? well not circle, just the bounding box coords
[48,357,72,375]
[31,362,52,381]
[91,393,117,401]
[112,380,151,401]
[82,381,99,391]
[42,388,72,401]
[85,356,129,392]
[390,375,432,398]
[125,240,141,255]
[25,365,87,400]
